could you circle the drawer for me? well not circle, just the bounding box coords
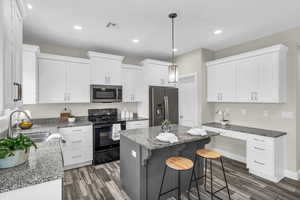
[202,126,221,133]
[202,126,248,141]
[126,120,149,130]
[62,147,93,167]
[248,134,274,144]
[59,125,92,135]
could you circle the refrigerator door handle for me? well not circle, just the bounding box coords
[164,96,169,121]
[151,88,155,126]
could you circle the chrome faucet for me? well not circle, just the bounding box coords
[8,110,32,138]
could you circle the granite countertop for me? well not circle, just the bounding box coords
[202,122,286,138]
[0,139,64,193]
[120,125,218,150]
[32,116,93,128]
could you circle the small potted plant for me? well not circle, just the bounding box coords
[68,115,76,123]
[0,135,37,168]
[161,120,171,132]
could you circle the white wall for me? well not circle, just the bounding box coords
[22,103,137,119]
[176,48,215,125]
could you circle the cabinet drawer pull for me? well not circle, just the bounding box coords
[253,138,265,142]
[254,147,265,151]
[72,140,82,144]
[72,155,83,159]
[72,129,83,132]
[254,160,265,166]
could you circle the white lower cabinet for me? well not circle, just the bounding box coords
[0,179,62,200]
[126,120,149,130]
[59,125,93,169]
[203,125,285,182]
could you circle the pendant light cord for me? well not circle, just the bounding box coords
[172,17,175,64]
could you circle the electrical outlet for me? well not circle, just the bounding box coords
[263,110,269,117]
[281,112,294,119]
[241,109,247,115]
[131,150,137,158]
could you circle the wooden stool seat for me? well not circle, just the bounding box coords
[166,156,193,171]
[196,149,221,159]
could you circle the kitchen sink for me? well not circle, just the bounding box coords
[22,131,52,143]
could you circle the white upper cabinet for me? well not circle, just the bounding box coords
[140,59,172,86]
[207,44,288,103]
[121,64,143,102]
[23,44,40,104]
[1,0,26,112]
[207,62,236,102]
[88,51,124,85]
[39,57,67,103]
[38,54,90,104]
[67,62,90,103]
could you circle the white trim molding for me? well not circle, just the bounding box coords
[38,53,90,64]
[140,59,171,66]
[87,51,124,61]
[206,44,288,66]
[178,72,199,126]
[284,169,300,181]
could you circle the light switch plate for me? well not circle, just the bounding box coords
[131,150,137,158]
[241,109,247,115]
[281,112,294,119]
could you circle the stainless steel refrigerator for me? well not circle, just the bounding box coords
[149,86,179,126]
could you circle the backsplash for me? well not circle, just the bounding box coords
[22,103,138,119]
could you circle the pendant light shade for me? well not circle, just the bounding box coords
[168,13,178,83]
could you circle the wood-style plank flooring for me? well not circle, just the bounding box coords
[63,157,300,200]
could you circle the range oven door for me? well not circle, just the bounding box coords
[91,85,122,103]
[93,122,126,165]
[94,123,119,151]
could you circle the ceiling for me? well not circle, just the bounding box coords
[24,0,300,60]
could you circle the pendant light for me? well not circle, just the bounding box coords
[168,13,178,83]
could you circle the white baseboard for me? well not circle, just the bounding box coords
[284,169,300,180]
[212,148,300,181]
[211,148,246,163]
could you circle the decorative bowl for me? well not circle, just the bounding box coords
[19,121,33,130]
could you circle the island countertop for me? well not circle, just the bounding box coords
[120,125,218,150]
[0,139,64,194]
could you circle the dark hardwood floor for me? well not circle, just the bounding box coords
[63,157,300,200]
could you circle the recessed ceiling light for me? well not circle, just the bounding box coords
[172,48,178,52]
[73,25,83,30]
[132,39,140,43]
[214,29,223,35]
[27,4,33,10]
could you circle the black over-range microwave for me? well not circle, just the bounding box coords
[90,85,122,103]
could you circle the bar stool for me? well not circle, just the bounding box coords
[158,156,201,200]
[188,149,231,200]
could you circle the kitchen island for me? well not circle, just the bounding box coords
[120,125,217,200]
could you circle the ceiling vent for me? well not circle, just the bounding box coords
[106,22,119,29]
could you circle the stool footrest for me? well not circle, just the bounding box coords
[205,186,227,200]
[160,187,179,197]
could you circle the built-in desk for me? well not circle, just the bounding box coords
[202,122,286,182]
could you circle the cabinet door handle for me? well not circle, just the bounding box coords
[254,160,265,166]
[71,129,83,132]
[13,82,21,102]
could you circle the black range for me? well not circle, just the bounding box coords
[88,109,126,165]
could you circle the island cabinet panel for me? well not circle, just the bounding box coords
[206,44,287,103]
[120,126,212,200]
[0,179,62,200]
[38,53,90,103]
